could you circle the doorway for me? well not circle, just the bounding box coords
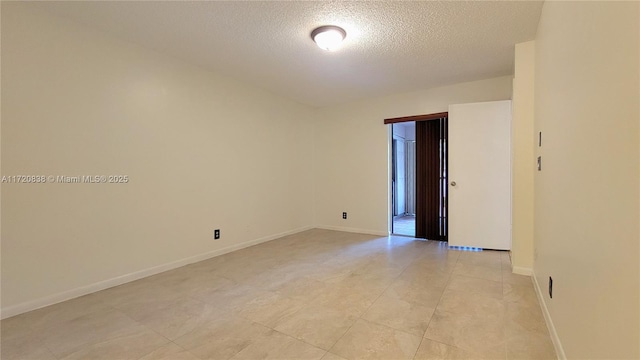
[387,113,448,241]
[386,103,511,249]
[391,123,416,236]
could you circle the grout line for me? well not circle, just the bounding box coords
[327,240,431,355]
[358,317,425,338]
[417,337,469,354]
[43,344,60,360]
[232,309,329,353]
[169,342,205,360]
[268,327,331,355]
[426,257,457,322]
[410,244,458,359]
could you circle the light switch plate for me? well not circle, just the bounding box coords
[537,156,542,171]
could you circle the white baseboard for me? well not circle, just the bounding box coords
[512,266,533,276]
[0,225,314,319]
[315,225,389,237]
[532,273,567,360]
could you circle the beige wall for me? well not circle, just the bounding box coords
[533,1,639,358]
[511,41,535,273]
[1,4,315,313]
[314,76,513,235]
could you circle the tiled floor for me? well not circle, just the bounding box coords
[393,215,415,237]
[1,229,556,360]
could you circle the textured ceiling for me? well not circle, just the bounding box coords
[33,1,543,107]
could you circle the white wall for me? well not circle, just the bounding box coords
[314,76,513,235]
[511,41,535,273]
[1,3,315,315]
[533,1,639,358]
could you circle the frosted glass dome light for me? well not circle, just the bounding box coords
[311,26,346,51]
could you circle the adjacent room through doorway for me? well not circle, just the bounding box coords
[391,122,416,236]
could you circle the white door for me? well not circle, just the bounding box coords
[448,100,511,250]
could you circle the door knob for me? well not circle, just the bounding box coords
[450,181,456,186]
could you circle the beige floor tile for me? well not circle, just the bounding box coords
[383,278,446,308]
[139,343,201,360]
[113,293,193,325]
[353,257,408,277]
[229,329,326,360]
[309,263,356,284]
[133,298,226,340]
[396,268,452,288]
[191,282,268,311]
[273,303,358,350]
[346,267,402,291]
[403,263,456,279]
[362,294,435,337]
[437,289,505,319]
[143,264,225,289]
[502,271,533,287]
[242,266,310,291]
[423,247,460,259]
[173,314,272,360]
[309,285,380,317]
[453,262,503,282]
[3,230,554,360]
[505,302,549,336]
[457,251,503,269]
[39,308,151,358]
[0,331,57,360]
[99,281,186,315]
[173,273,238,299]
[506,328,556,360]
[60,328,169,360]
[500,252,512,266]
[503,283,539,307]
[446,275,503,300]
[16,293,112,333]
[272,276,332,303]
[237,291,307,328]
[333,276,390,304]
[321,352,349,360]
[413,338,472,360]
[424,309,506,358]
[275,261,335,280]
[1,313,37,342]
[330,319,422,360]
[216,261,275,284]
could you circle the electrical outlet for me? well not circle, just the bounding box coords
[342,212,347,219]
[214,229,220,240]
[549,276,553,298]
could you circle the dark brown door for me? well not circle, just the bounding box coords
[415,118,448,240]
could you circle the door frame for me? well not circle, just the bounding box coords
[385,112,449,237]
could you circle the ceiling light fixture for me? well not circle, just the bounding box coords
[311,25,346,51]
